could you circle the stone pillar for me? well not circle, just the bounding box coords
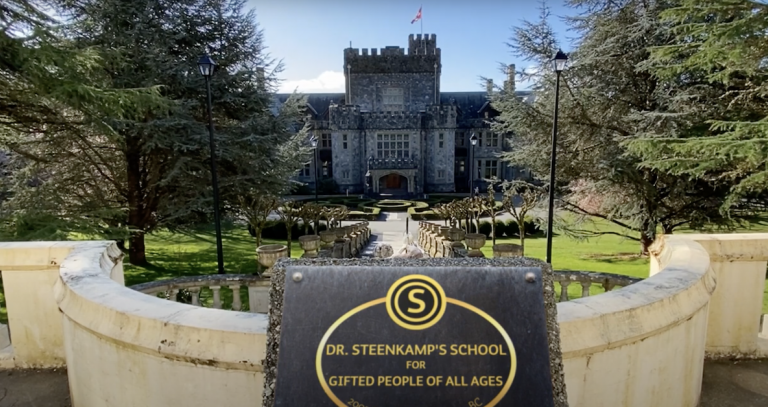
[332,239,346,258]
[653,234,768,357]
[493,243,522,258]
[0,242,82,367]
[438,227,451,258]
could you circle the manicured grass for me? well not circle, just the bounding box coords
[476,215,768,311]
[1,216,767,324]
[122,226,302,287]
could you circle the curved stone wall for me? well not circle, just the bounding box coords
[558,237,716,407]
[47,237,719,407]
[53,242,269,407]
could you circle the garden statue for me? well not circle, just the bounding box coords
[374,243,394,258]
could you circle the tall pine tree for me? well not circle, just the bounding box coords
[626,0,768,210]
[4,0,309,264]
[491,0,743,254]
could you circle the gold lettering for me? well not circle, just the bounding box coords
[351,345,359,356]
[439,344,447,355]
[407,288,426,313]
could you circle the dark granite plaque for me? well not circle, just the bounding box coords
[273,266,554,407]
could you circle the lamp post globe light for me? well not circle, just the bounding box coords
[309,133,318,202]
[198,54,225,274]
[469,132,478,197]
[545,49,568,265]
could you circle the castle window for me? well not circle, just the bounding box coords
[300,163,310,177]
[342,134,348,149]
[321,133,332,148]
[456,132,465,147]
[486,132,499,147]
[322,161,332,177]
[483,160,499,179]
[376,134,410,158]
[342,170,350,179]
[477,132,483,147]
[437,169,446,179]
[438,133,444,148]
[382,88,404,111]
[456,160,465,174]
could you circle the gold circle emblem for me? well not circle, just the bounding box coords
[385,274,446,330]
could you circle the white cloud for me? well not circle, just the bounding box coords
[279,71,345,93]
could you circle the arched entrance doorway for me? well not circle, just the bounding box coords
[378,174,408,195]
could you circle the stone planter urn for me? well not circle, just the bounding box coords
[334,228,346,240]
[492,243,523,258]
[464,233,487,258]
[319,230,337,249]
[299,235,321,258]
[256,244,289,276]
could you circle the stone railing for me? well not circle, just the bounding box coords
[416,221,643,303]
[553,270,642,302]
[316,222,371,258]
[130,274,270,313]
[0,233,765,406]
[368,157,418,170]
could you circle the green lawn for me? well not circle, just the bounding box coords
[1,217,767,324]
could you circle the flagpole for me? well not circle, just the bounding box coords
[421,5,424,53]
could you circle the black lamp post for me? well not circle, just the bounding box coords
[469,132,478,197]
[198,54,225,274]
[545,49,568,264]
[309,133,318,202]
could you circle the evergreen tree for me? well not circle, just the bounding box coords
[626,0,768,210]
[0,0,165,242]
[491,1,744,254]
[4,0,309,264]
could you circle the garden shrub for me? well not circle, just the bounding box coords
[254,221,327,240]
[478,221,493,237]
[524,218,542,236]
[494,221,507,237]
[505,220,520,237]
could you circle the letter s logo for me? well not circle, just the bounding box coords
[407,288,426,313]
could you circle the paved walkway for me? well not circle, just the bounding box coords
[2,360,766,406]
[357,212,412,257]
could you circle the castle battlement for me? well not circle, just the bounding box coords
[344,34,441,74]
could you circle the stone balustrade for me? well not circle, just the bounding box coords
[0,233,765,406]
[130,274,271,313]
[258,222,371,263]
[553,270,642,302]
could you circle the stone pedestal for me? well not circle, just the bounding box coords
[332,239,346,258]
[493,243,523,258]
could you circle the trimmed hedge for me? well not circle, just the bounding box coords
[349,206,381,221]
[248,221,328,240]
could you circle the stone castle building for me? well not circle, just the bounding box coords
[275,34,532,196]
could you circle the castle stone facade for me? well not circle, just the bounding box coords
[276,34,532,196]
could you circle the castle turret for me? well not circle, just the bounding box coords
[342,34,442,112]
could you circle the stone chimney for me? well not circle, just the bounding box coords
[504,64,516,93]
[486,78,493,94]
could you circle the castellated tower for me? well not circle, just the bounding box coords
[342,34,441,112]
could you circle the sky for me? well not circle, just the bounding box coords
[247,0,576,94]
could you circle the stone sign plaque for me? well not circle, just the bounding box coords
[273,266,554,407]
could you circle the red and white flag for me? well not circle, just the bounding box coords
[411,6,422,24]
